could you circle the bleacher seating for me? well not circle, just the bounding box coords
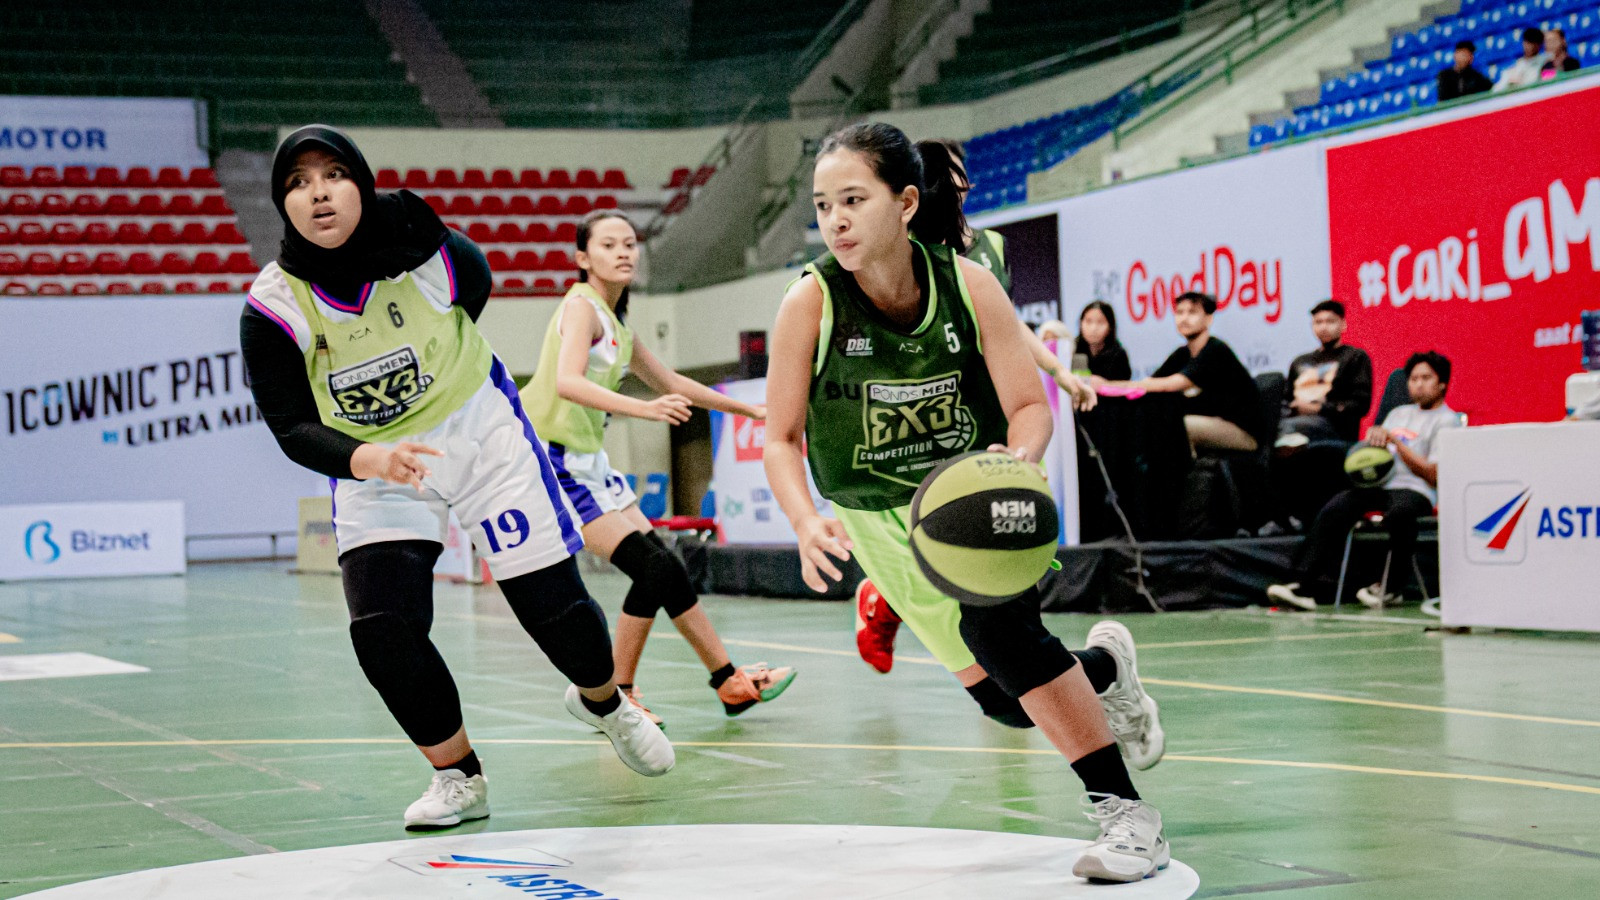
[1250,0,1600,149]
[0,165,255,296]
[962,92,1144,214]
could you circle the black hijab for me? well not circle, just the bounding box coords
[271,124,448,291]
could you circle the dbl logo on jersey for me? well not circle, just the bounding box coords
[732,414,765,462]
[1465,482,1531,564]
[328,345,434,426]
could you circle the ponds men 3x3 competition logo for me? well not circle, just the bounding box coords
[329,345,433,426]
[854,374,975,486]
[1465,482,1531,564]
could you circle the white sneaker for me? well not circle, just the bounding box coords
[1072,794,1170,883]
[1357,583,1402,609]
[1266,582,1318,611]
[1085,621,1165,771]
[403,768,489,830]
[564,684,675,776]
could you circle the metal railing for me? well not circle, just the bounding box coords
[892,0,960,75]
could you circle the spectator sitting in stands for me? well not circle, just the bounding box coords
[1076,301,1132,382]
[1267,351,1461,611]
[1279,300,1372,444]
[1438,40,1492,101]
[1104,291,1262,452]
[1493,27,1548,91]
[1541,28,1581,80]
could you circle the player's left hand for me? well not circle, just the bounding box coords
[987,443,1033,462]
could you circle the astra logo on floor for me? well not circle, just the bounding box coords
[391,848,621,896]
[1465,482,1531,564]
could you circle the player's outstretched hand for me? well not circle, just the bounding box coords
[645,394,693,424]
[795,515,853,593]
[352,442,443,493]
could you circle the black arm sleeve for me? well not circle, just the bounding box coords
[444,229,493,322]
[240,305,364,479]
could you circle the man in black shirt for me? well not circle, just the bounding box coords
[1107,291,1262,452]
[1282,300,1372,442]
[1438,40,1492,101]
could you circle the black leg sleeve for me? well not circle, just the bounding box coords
[610,530,699,619]
[957,588,1077,700]
[498,556,615,690]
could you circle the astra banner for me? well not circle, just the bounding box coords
[0,297,328,555]
[1327,79,1600,425]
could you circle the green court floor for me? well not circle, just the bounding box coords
[1,562,1597,897]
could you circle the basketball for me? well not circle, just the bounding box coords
[1344,444,1396,488]
[908,451,1060,606]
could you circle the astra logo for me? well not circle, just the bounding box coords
[389,849,571,876]
[1466,483,1531,564]
[23,520,60,564]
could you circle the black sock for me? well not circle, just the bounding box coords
[1070,743,1140,801]
[1071,648,1118,694]
[617,683,633,693]
[708,662,737,689]
[580,689,622,718]
[437,749,482,779]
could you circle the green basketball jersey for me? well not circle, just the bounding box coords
[522,282,634,453]
[800,240,1009,511]
[965,229,1009,293]
[285,269,491,442]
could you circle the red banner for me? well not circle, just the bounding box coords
[1327,85,1600,425]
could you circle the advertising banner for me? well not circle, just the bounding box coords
[0,501,184,581]
[709,378,832,545]
[0,95,207,170]
[0,297,329,556]
[1327,81,1600,425]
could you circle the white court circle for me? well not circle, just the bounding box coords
[23,824,1199,898]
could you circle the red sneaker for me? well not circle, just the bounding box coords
[854,578,901,674]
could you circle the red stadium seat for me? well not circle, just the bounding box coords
[501,277,526,292]
[527,223,553,243]
[128,253,159,275]
[491,169,516,189]
[422,194,446,213]
[82,223,113,244]
[466,223,493,243]
[93,252,128,275]
[486,250,512,270]
[553,222,577,243]
[533,277,557,294]
[156,167,186,187]
[662,193,689,216]
[493,223,522,243]
[188,168,220,188]
[562,277,578,291]
[31,166,62,187]
[211,223,246,244]
[433,170,459,189]
[71,282,99,295]
[193,252,223,274]
[0,253,22,275]
[125,167,155,188]
[134,194,165,215]
[512,250,540,271]
[198,195,232,216]
[461,169,488,189]
[601,169,631,190]
[0,166,26,187]
[93,167,123,188]
[38,194,69,215]
[593,195,618,210]
[575,169,601,189]
[35,281,67,295]
[518,169,545,189]
[0,223,10,245]
[70,194,103,215]
[477,195,506,216]
[225,252,256,273]
[60,252,92,275]
[207,280,233,293]
[535,195,563,216]
[544,250,576,270]
[105,281,134,294]
[446,196,476,216]
[404,168,430,189]
[63,166,92,187]
[166,195,198,216]
[6,193,37,215]
[146,223,179,245]
[546,169,573,190]
[139,281,164,294]
[17,223,47,244]
[103,194,135,215]
[27,252,60,275]
[563,195,592,216]
[692,165,715,187]
[115,223,146,244]
[160,253,192,275]
[508,195,536,216]
[2,281,30,295]
[664,167,690,189]
[174,281,201,293]
[179,223,211,244]
[375,168,402,189]
[50,223,81,244]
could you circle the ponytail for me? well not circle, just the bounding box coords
[911,139,970,253]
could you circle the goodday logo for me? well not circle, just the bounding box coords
[23,520,60,564]
[1465,482,1531,564]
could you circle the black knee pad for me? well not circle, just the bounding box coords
[611,530,698,619]
[348,612,463,747]
[966,678,1036,729]
[958,589,1077,699]
[499,556,615,689]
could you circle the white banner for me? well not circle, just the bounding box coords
[1438,422,1600,633]
[0,297,329,557]
[0,501,184,581]
[976,142,1331,378]
[0,96,207,171]
[710,378,831,544]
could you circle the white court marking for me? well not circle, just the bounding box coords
[0,652,148,682]
[21,824,1199,899]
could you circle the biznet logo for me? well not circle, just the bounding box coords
[1117,245,1284,325]
[732,414,765,462]
[1465,482,1531,564]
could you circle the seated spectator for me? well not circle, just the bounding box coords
[1268,351,1461,610]
[1280,300,1372,443]
[1541,28,1581,80]
[1105,291,1262,452]
[1438,40,1492,101]
[1493,27,1548,91]
[1075,300,1132,381]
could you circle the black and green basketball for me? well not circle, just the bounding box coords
[908,451,1060,607]
[1344,444,1395,488]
